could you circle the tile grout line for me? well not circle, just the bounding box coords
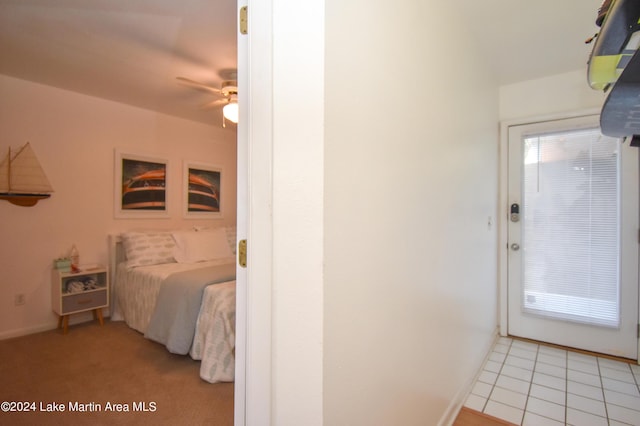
[565,349,569,426]
[519,342,539,426]
[609,359,640,424]
[567,355,637,425]
[594,357,611,426]
[631,361,640,395]
[482,338,512,415]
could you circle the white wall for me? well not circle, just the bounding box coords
[322,1,499,424]
[499,69,606,121]
[269,0,325,425]
[0,75,236,339]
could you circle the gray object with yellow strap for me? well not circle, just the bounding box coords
[588,0,640,143]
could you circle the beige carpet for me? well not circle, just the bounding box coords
[0,320,234,425]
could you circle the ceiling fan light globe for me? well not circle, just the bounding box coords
[223,102,239,123]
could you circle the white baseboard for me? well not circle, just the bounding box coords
[437,327,500,426]
[0,323,57,340]
[0,309,111,341]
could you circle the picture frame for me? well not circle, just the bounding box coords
[114,150,169,218]
[183,161,222,219]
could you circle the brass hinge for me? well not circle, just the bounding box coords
[239,6,248,35]
[238,239,247,268]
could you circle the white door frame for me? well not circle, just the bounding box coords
[235,0,275,424]
[238,1,325,424]
[503,114,639,359]
[499,109,640,362]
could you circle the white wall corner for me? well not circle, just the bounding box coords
[437,328,500,426]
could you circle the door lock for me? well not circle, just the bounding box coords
[511,243,520,251]
[510,203,520,222]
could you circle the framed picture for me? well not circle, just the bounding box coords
[183,161,222,218]
[114,150,169,218]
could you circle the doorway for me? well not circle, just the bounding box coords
[503,114,639,359]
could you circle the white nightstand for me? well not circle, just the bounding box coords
[52,265,109,334]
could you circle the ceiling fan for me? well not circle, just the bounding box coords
[176,77,238,125]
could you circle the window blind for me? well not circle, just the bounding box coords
[521,128,620,328]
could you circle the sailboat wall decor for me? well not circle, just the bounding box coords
[0,142,54,206]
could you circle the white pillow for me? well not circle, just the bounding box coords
[194,225,236,254]
[121,231,176,267]
[172,228,233,263]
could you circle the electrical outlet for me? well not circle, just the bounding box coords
[14,294,25,306]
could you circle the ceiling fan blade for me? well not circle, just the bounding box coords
[199,99,227,110]
[176,77,221,94]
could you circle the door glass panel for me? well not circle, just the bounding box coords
[522,128,621,327]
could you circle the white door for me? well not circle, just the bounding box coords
[234,1,248,424]
[507,114,639,359]
[235,1,275,424]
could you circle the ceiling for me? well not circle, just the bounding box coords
[0,0,237,126]
[459,0,605,86]
[0,0,604,127]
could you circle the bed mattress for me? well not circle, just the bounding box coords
[112,256,235,333]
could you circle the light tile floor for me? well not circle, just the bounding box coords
[464,337,640,425]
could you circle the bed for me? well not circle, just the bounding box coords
[109,227,237,383]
